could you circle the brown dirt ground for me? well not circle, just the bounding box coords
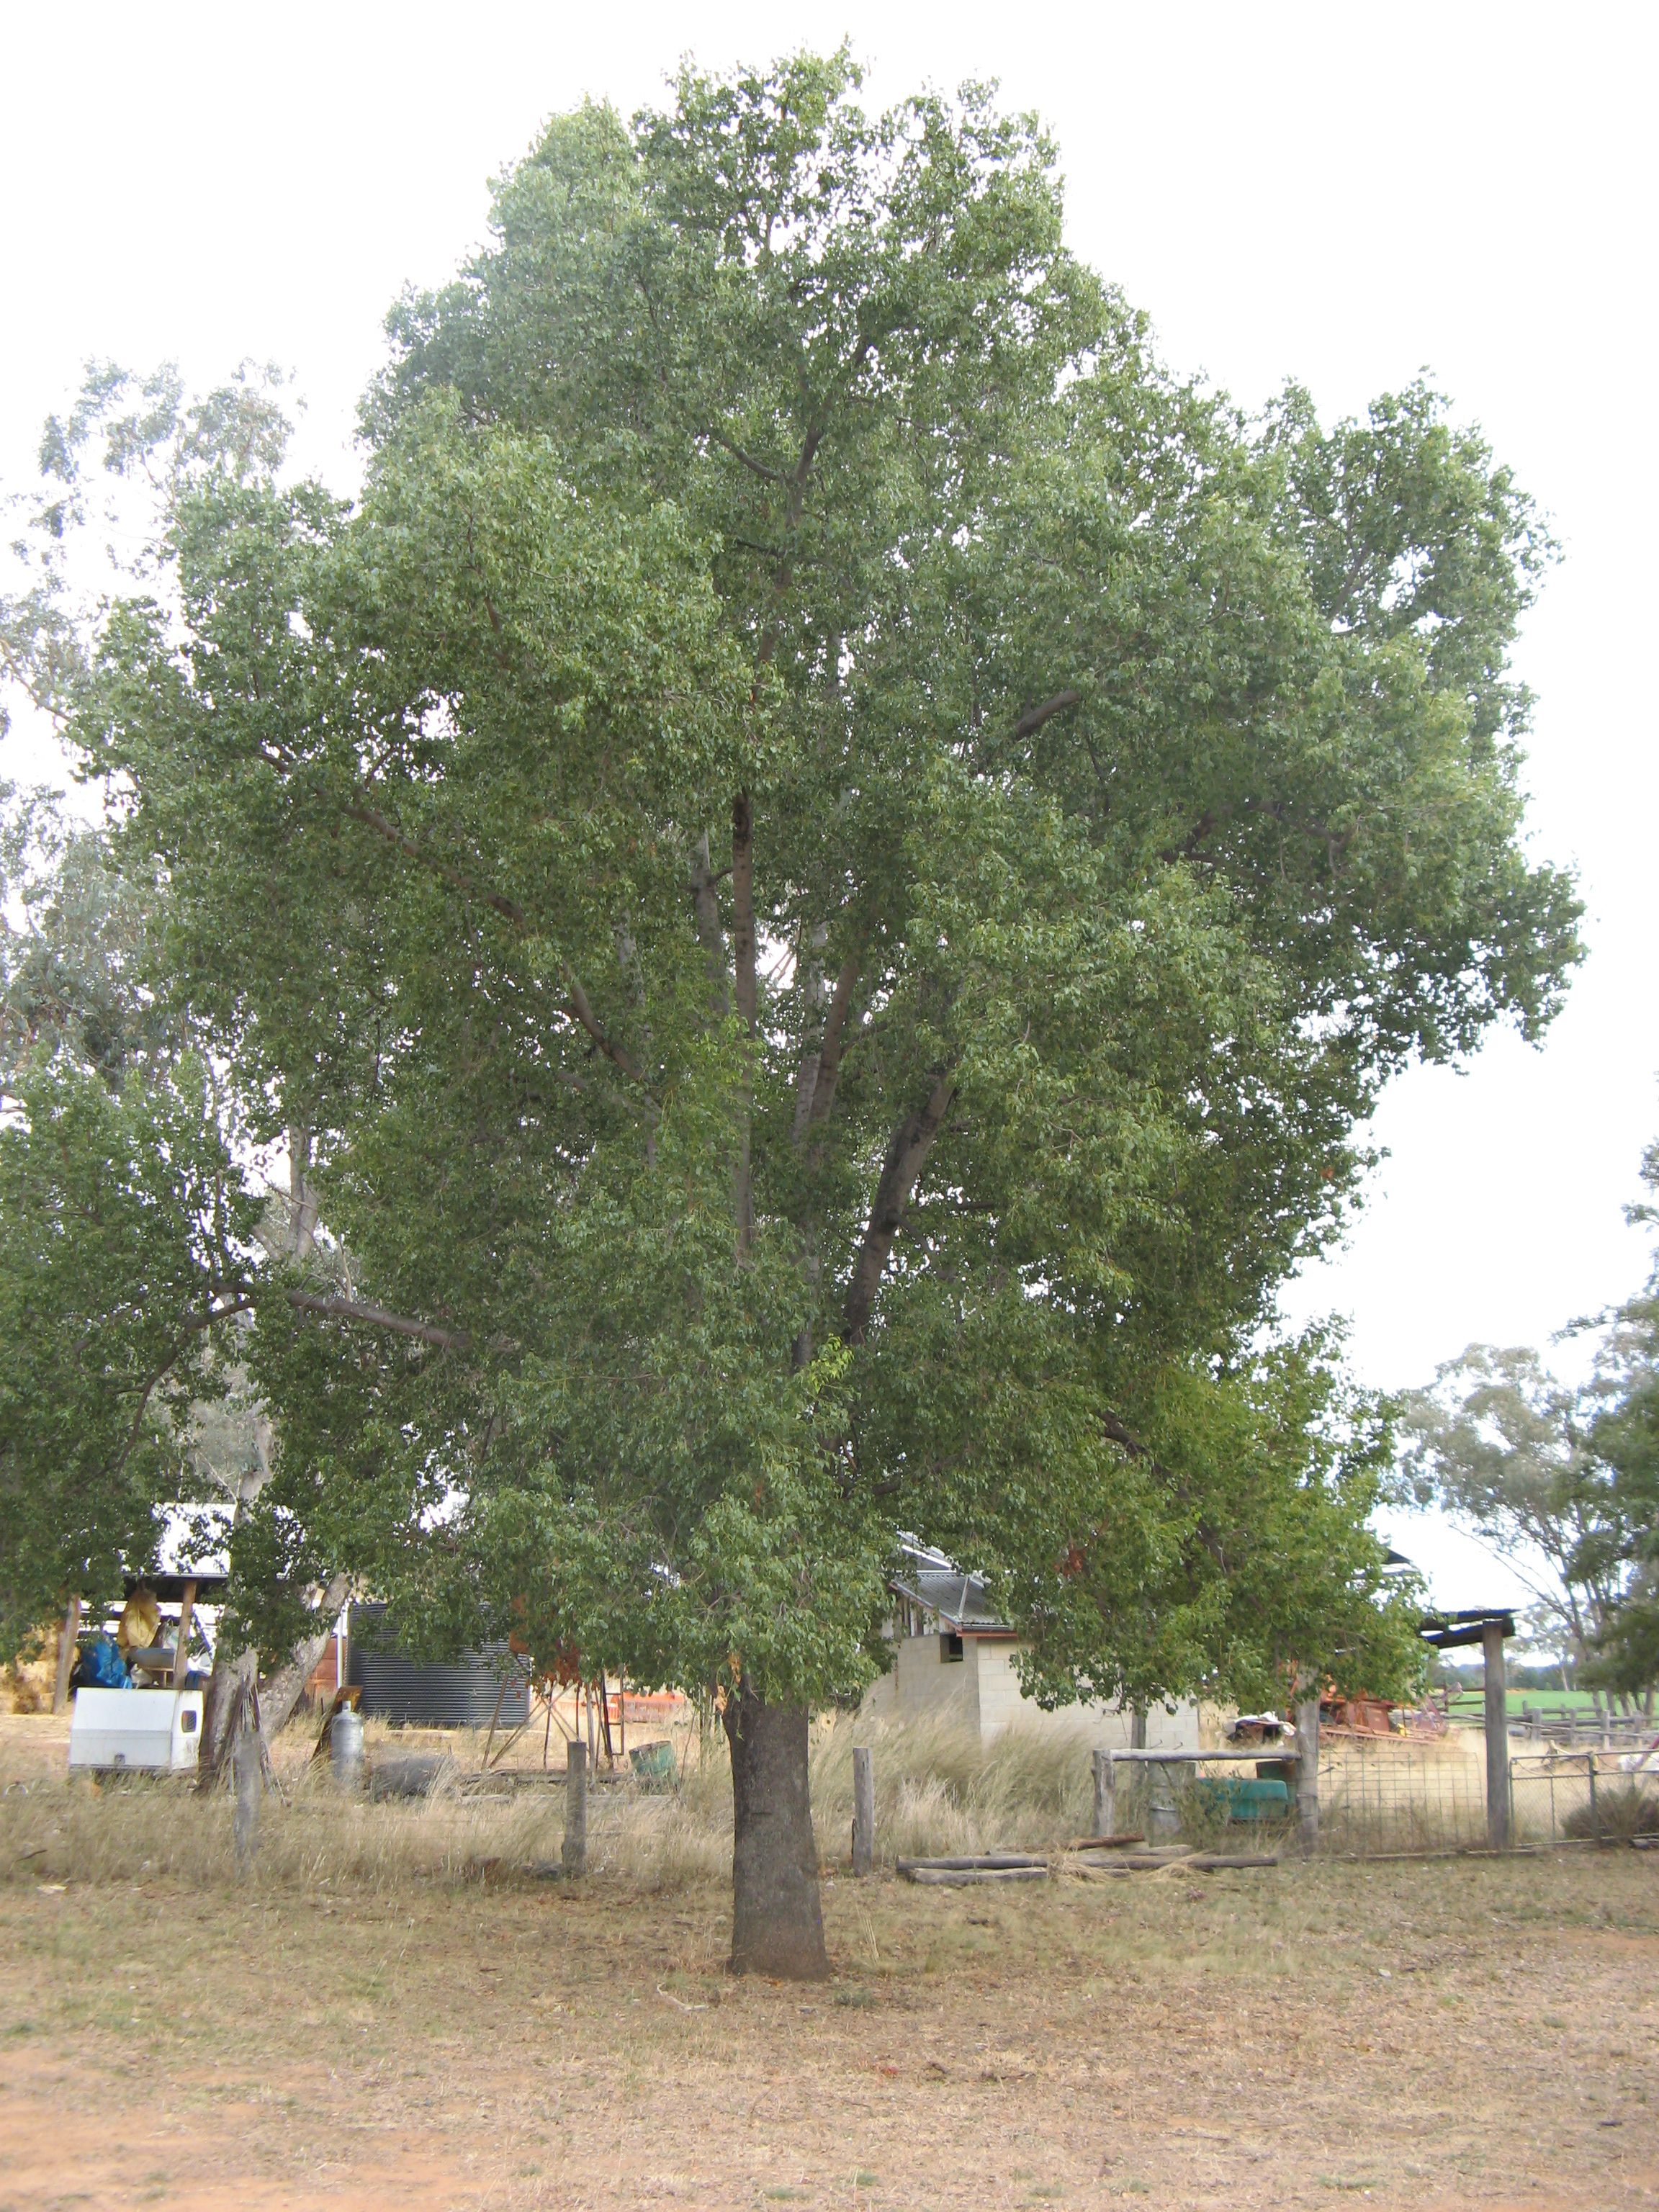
[2,1740,1656,2211]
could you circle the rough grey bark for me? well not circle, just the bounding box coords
[724,1685,829,1979]
[258,1570,351,1743]
[199,1643,258,1790]
[53,1593,81,1714]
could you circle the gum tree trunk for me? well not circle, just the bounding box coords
[723,1685,829,1980]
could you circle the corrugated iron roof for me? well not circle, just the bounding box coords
[890,1541,1014,1635]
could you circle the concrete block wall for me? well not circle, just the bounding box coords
[862,1630,1201,1750]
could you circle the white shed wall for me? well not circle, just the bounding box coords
[862,1632,1200,1750]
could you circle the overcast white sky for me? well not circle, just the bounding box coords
[4,2,1654,1613]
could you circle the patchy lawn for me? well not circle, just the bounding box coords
[3,1825,1657,2211]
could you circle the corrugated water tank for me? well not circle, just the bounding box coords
[346,1604,529,1727]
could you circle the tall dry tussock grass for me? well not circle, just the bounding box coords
[809,1713,1097,1863]
[0,1712,1100,1896]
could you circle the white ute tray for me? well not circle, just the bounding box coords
[68,1686,204,1772]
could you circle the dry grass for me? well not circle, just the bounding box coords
[0,1710,1110,1899]
[811,1712,1097,1863]
[1,1786,1656,2211]
[4,1711,1659,2210]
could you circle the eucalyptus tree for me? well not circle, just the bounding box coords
[1580,1145,1659,1697]
[0,784,253,1651]
[1399,1346,1634,1689]
[18,55,1578,1973]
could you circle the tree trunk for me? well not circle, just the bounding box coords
[199,1644,258,1790]
[724,1685,829,1980]
[258,1572,350,1742]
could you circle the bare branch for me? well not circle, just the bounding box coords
[1013,689,1082,743]
[286,1290,472,1353]
[564,973,650,1088]
[343,801,526,929]
[803,944,862,1146]
[707,429,790,485]
[842,1066,957,1344]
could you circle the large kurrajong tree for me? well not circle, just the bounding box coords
[15,54,1578,1973]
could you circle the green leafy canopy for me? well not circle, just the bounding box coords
[2,51,1577,1707]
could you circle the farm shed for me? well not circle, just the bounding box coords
[861,1541,1201,1752]
[346,1604,530,1728]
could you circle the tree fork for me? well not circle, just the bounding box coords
[724,1684,830,1980]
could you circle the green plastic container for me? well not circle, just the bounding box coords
[1195,1775,1290,1823]
[629,1739,678,1791]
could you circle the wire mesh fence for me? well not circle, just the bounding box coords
[1510,1750,1659,1848]
[1108,1729,1659,1857]
[1316,1734,1491,1856]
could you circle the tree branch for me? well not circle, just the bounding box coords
[804,945,862,1146]
[688,831,732,1019]
[732,791,757,1256]
[707,430,790,485]
[259,1570,351,1742]
[1013,689,1082,743]
[343,795,652,1092]
[342,800,527,928]
[842,1066,957,1344]
[285,1290,472,1353]
[563,973,650,1088]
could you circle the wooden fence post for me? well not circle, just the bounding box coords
[563,1737,588,1876]
[1295,1691,1321,1854]
[1092,1748,1115,1839]
[851,1747,875,1875]
[233,1714,261,1873]
[1483,1618,1511,1851]
[53,1595,81,1715]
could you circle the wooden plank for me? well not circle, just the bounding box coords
[896,1853,1047,1872]
[904,1865,1048,1886]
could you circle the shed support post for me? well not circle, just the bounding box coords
[1295,1690,1321,1854]
[1483,1618,1511,1851]
[171,1578,197,1688]
[851,1746,875,1876]
[563,1737,588,1876]
[1092,1748,1115,1840]
[53,1594,81,1715]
